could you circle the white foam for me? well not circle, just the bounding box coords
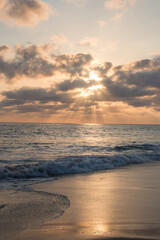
[0,151,160,179]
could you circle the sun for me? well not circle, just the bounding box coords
[87,85,103,91]
[80,84,103,97]
[80,70,103,96]
[84,70,102,82]
[89,71,102,81]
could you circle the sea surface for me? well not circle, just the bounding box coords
[0,123,160,189]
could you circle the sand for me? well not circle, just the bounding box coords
[3,162,160,240]
[0,189,70,240]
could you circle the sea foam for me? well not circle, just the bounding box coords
[1,144,160,179]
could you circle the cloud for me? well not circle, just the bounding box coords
[0,45,9,53]
[102,78,157,99]
[0,87,73,107]
[0,44,93,82]
[105,0,127,10]
[0,44,160,118]
[93,62,112,77]
[50,34,75,51]
[98,58,160,108]
[0,0,5,9]
[78,37,99,47]
[0,44,56,81]
[13,103,68,114]
[56,79,96,91]
[150,51,160,58]
[0,0,54,26]
[111,12,124,20]
[90,57,160,110]
[126,70,160,89]
[105,0,138,20]
[0,45,10,58]
[0,86,100,118]
[54,53,93,77]
[51,35,68,45]
[104,0,138,10]
[96,20,106,27]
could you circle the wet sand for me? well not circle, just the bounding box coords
[0,189,69,240]
[7,162,160,240]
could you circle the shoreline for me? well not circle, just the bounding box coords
[7,162,160,240]
[0,189,70,240]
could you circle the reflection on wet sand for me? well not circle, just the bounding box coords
[10,163,160,240]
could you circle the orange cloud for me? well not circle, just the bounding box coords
[111,12,124,20]
[96,20,106,27]
[0,42,160,124]
[105,0,139,20]
[0,0,54,26]
[105,0,127,10]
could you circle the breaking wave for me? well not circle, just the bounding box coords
[1,143,160,179]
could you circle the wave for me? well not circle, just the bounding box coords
[113,143,160,151]
[0,150,160,179]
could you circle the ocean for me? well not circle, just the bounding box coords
[0,123,160,188]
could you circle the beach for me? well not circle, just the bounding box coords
[0,0,160,238]
[6,162,160,240]
[0,188,70,240]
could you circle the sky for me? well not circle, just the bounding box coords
[0,0,160,124]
